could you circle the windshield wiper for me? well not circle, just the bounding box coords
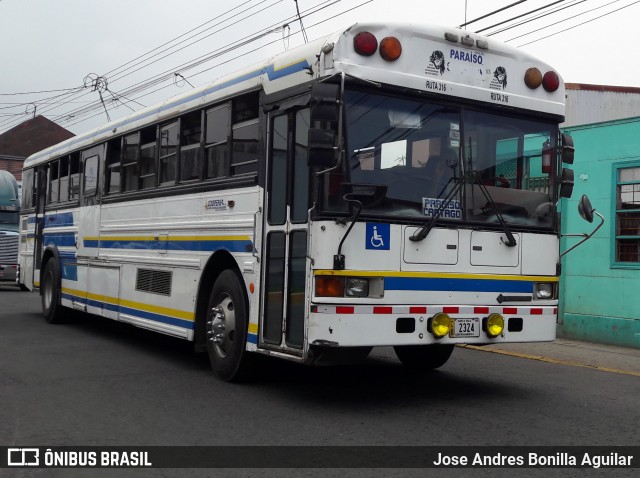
[409,174,464,242]
[409,171,517,247]
[469,171,517,247]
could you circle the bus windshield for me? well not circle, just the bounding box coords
[324,89,557,229]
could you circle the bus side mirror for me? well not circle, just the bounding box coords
[308,129,337,168]
[560,194,605,258]
[309,82,340,123]
[559,168,574,198]
[561,133,574,164]
[578,194,594,223]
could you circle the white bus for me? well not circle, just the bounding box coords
[19,21,596,381]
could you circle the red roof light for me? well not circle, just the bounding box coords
[353,31,378,56]
[542,71,560,92]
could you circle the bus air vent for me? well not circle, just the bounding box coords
[135,268,172,296]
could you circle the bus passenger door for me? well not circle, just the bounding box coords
[32,166,47,286]
[75,147,105,311]
[261,108,311,354]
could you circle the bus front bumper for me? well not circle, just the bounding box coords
[308,304,557,347]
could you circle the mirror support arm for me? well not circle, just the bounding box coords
[560,211,605,258]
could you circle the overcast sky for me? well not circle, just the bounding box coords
[1,0,639,136]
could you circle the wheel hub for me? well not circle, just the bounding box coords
[207,295,236,358]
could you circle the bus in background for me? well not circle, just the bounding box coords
[0,170,20,283]
[18,22,600,381]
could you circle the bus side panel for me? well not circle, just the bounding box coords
[86,265,120,320]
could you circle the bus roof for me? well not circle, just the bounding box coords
[25,21,564,169]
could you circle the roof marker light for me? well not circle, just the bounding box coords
[379,36,402,61]
[353,31,378,56]
[461,35,474,47]
[542,71,560,92]
[444,32,459,42]
[524,67,543,89]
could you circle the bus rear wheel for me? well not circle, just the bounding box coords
[393,344,454,370]
[206,270,252,381]
[41,259,64,324]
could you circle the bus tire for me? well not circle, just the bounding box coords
[393,344,454,370]
[41,259,64,324]
[206,269,252,382]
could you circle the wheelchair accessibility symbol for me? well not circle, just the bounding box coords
[366,223,390,250]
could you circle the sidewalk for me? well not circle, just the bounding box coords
[460,338,640,376]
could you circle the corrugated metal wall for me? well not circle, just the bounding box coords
[563,85,640,127]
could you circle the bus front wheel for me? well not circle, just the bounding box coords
[393,344,454,370]
[206,270,252,381]
[41,259,64,324]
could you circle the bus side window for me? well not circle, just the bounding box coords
[59,156,69,202]
[106,138,122,194]
[48,160,59,204]
[140,125,158,190]
[180,110,203,182]
[122,133,139,192]
[83,155,99,196]
[69,152,80,201]
[160,122,179,186]
[231,92,259,177]
[205,104,230,179]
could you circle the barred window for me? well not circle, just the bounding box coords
[615,166,640,262]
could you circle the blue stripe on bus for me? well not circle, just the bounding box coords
[44,232,76,247]
[61,293,195,330]
[247,333,258,345]
[384,277,532,293]
[84,239,253,253]
[45,212,74,227]
[59,251,78,281]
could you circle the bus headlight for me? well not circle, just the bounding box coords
[430,313,451,339]
[486,313,505,338]
[534,283,553,299]
[345,278,369,297]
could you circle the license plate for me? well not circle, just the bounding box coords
[450,318,480,338]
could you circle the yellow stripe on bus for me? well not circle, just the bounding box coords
[62,287,195,321]
[313,270,559,282]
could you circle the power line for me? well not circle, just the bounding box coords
[515,0,639,46]
[475,0,567,34]
[61,0,372,129]
[459,0,527,28]
[52,0,346,127]
[0,2,274,131]
[483,0,586,37]
[0,86,83,96]
[294,0,309,43]
[0,1,283,132]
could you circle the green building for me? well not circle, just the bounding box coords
[560,114,640,348]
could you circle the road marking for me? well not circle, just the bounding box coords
[458,345,640,377]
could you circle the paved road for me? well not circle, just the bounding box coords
[1,285,638,477]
